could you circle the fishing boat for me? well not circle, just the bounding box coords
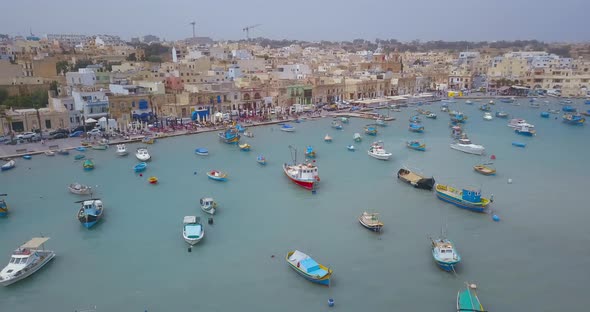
[22,155,31,160]
[473,164,496,176]
[507,118,534,129]
[76,198,104,228]
[324,134,332,142]
[562,113,585,125]
[482,112,493,120]
[562,105,576,112]
[82,159,94,171]
[406,140,426,151]
[68,183,92,195]
[331,121,343,129]
[426,113,437,119]
[514,125,536,136]
[353,133,362,142]
[74,154,85,160]
[243,131,254,138]
[435,184,491,212]
[358,212,384,232]
[200,197,217,215]
[540,111,550,118]
[285,250,332,286]
[57,149,70,155]
[465,100,473,105]
[376,118,387,126]
[182,216,204,246]
[44,151,55,156]
[409,115,422,123]
[0,194,7,217]
[451,126,463,139]
[283,146,319,190]
[142,137,155,144]
[148,176,158,184]
[116,144,128,156]
[218,127,241,143]
[207,170,228,181]
[457,283,486,312]
[431,238,461,272]
[235,124,246,133]
[305,146,316,158]
[367,141,392,160]
[341,117,349,123]
[195,148,209,156]
[280,124,295,132]
[0,237,55,286]
[450,138,485,155]
[409,123,425,133]
[1,159,15,171]
[135,148,151,161]
[75,146,86,152]
[364,126,377,136]
[239,143,251,151]
[256,155,267,165]
[512,142,526,148]
[479,104,491,112]
[496,111,509,118]
[347,145,355,151]
[91,144,107,150]
[396,168,435,190]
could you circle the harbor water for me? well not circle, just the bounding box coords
[0,99,588,311]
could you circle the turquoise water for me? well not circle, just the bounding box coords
[1,99,589,311]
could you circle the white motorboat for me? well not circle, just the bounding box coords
[368,141,392,160]
[483,112,493,121]
[182,216,204,246]
[135,148,151,161]
[324,134,333,142]
[507,118,535,129]
[0,237,55,286]
[200,197,217,215]
[44,151,55,156]
[68,183,92,195]
[450,138,485,155]
[1,159,15,171]
[116,144,128,156]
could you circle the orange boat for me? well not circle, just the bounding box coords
[148,176,158,184]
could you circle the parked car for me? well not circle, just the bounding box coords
[69,130,84,137]
[16,132,36,140]
[71,125,95,133]
[87,129,102,136]
[49,133,68,140]
[49,128,69,136]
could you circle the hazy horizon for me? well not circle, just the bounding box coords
[1,0,589,43]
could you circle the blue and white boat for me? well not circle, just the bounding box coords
[495,111,509,118]
[331,121,343,130]
[183,216,204,245]
[22,155,31,160]
[256,155,267,165]
[195,148,209,156]
[1,159,15,171]
[76,198,104,228]
[479,104,491,112]
[562,106,576,112]
[75,147,86,152]
[134,162,147,172]
[450,112,467,123]
[409,123,424,133]
[305,146,316,158]
[406,140,426,151]
[540,112,550,118]
[435,184,491,213]
[514,125,536,136]
[235,124,246,133]
[347,145,355,151]
[280,124,295,132]
[431,238,461,272]
[286,250,332,286]
[0,194,8,217]
[562,113,585,125]
[409,115,422,123]
[512,141,526,148]
[364,126,377,136]
[207,170,228,181]
[218,127,240,143]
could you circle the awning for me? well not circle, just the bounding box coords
[85,118,98,123]
[98,117,107,121]
[21,237,50,249]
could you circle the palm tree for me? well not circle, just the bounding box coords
[32,103,43,139]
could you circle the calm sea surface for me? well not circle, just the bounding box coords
[1,99,589,311]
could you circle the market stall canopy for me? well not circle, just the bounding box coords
[85,118,98,123]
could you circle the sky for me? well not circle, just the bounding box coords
[1,0,589,42]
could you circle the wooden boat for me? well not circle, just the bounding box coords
[207,170,228,181]
[1,159,15,171]
[0,237,55,286]
[239,143,251,151]
[0,194,8,217]
[76,199,103,228]
[396,168,435,190]
[305,146,316,158]
[364,126,377,136]
[82,159,94,171]
[473,164,496,176]
[195,148,209,156]
[256,155,267,165]
[183,216,204,246]
[68,183,92,195]
[200,197,217,215]
[286,250,332,286]
[435,184,490,212]
[74,154,85,160]
[358,212,384,232]
[353,133,362,142]
[457,283,485,312]
[406,140,426,151]
[148,176,158,184]
[431,238,461,272]
[324,134,332,142]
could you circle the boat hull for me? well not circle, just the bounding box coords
[515,130,534,136]
[283,165,315,190]
[450,145,485,155]
[78,214,102,228]
[368,152,391,160]
[435,259,460,272]
[359,220,383,232]
[0,251,55,286]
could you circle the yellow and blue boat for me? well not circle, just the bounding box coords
[305,146,316,158]
[562,113,585,125]
[0,194,8,217]
[82,159,94,171]
[435,184,490,213]
[286,250,332,286]
[218,127,240,144]
[364,126,377,136]
[239,143,251,151]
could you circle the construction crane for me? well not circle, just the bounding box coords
[189,21,196,38]
[242,24,261,40]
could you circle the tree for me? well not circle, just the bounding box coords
[0,89,8,104]
[56,60,70,74]
[146,55,162,63]
[49,81,59,94]
[73,59,93,71]
[126,53,137,61]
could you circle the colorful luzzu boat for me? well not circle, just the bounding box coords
[286,250,332,286]
[435,184,490,213]
[457,283,486,312]
[0,194,8,217]
[562,113,585,125]
[207,170,228,181]
[218,127,240,144]
[364,126,377,136]
[305,146,316,158]
[406,140,426,151]
[82,159,94,171]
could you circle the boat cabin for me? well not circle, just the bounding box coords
[200,198,215,209]
[461,189,481,203]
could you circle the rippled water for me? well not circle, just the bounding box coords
[0,98,588,311]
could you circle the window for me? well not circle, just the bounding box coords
[45,120,51,129]
[132,101,135,107]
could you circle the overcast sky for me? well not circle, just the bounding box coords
[1,0,588,42]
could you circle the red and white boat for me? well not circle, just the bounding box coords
[283,146,320,190]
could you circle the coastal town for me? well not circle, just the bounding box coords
[1,33,589,153]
